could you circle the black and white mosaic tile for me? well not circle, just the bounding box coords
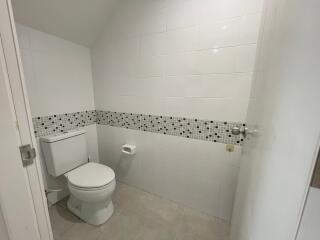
[33,110,245,145]
[32,110,96,137]
[97,110,245,145]
[97,111,141,130]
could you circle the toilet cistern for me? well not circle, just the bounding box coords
[40,129,116,225]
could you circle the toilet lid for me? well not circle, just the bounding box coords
[66,162,115,189]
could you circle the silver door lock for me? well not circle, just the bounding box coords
[19,144,36,166]
[231,126,249,137]
[232,126,257,137]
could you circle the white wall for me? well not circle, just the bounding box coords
[92,0,263,122]
[98,125,241,221]
[231,0,320,239]
[92,0,263,221]
[16,24,99,204]
[16,24,95,116]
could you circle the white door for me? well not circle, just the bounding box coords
[0,0,53,239]
[230,0,320,240]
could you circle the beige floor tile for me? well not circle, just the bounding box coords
[49,182,230,240]
[61,222,101,240]
[49,205,81,239]
[57,196,69,209]
[175,232,222,240]
[114,183,181,224]
[174,206,230,240]
[97,209,144,240]
[135,214,177,240]
[213,218,230,240]
[112,182,147,210]
[138,192,181,223]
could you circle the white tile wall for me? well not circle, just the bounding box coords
[166,0,200,30]
[90,0,263,221]
[16,24,95,117]
[16,24,99,204]
[97,125,241,221]
[92,0,262,123]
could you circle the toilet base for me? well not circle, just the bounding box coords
[67,195,114,225]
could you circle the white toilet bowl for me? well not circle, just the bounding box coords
[64,162,116,225]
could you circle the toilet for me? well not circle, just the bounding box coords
[40,129,116,225]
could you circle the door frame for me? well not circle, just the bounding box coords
[0,0,53,239]
[294,135,320,240]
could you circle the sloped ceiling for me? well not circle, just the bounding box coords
[11,0,116,47]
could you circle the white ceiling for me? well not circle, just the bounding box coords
[11,0,116,47]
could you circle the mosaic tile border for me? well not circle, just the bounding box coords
[97,111,245,145]
[32,110,96,137]
[33,110,245,145]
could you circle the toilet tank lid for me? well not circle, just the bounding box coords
[40,129,86,143]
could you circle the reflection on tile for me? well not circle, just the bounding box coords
[49,182,230,240]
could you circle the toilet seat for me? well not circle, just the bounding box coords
[68,179,115,191]
[65,162,115,190]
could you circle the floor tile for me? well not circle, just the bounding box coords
[97,210,144,240]
[175,206,230,240]
[49,182,230,240]
[135,214,177,240]
[49,205,81,239]
[57,196,69,209]
[61,222,101,240]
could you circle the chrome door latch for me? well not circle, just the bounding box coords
[231,126,257,137]
[231,126,249,137]
[19,144,36,166]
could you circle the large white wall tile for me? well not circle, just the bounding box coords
[198,18,242,49]
[17,24,99,205]
[18,24,95,117]
[243,0,264,13]
[235,44,257,72]
[165,26,198,53]
[201,0,246,23]
[97,125,241,221]
[239,13,262,45]
[165,52,200,75]
[160,75,190,97]
[139,2,166,35]
[91,0,263,220]
[184,73,253,98]
[92,0,261,121]
[138,55,165,77]
[136,77,163,96]
[166,0,201,30]
[140,33,166,56]
[159,73,253,99]
[96,95,249,122]
[195,48,236,74]
[158,97,249,121]
[198,14,261,49]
